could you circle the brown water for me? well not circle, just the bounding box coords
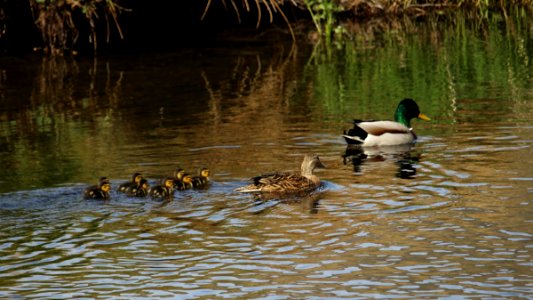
[0,18,532,299]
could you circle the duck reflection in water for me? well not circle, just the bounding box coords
[342,145,421,179]
[250,190,323,214]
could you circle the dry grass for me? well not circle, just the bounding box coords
[202,0,296,39]
[31,0,128,55]
[21,0,533,54]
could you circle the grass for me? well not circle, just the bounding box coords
[205,0,532,46]
[299,11,533,119]
[11,0,533,54]
[31,0,127,55]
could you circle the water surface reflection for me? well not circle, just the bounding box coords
[343,144,422,179]
[1,18,532,299]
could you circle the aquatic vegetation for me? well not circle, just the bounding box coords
[301,12,533,119]
[204,0,532,44]
[303,0,345,46]
[0,0,531,54]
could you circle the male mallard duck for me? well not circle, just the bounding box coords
[117,172,143,193]
[126,178,150,197]
[84,177,111,200]
[235,154,325,195]
[192,168,210,189]
[149,177,174,199]
[343,98,430,146]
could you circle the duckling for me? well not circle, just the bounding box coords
[172,168,187,190]
[343,98,430,146]
[235,154,325,196]
[192,168,210,189]
[175,173,194,191]
[99,176,110,184]
[118,172,143,193]
[149,177,174,199]
[126,178,150,197]
[84,177,111,200]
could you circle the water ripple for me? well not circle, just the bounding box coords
[0,147,531,299]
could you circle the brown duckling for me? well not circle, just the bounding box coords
[175,173,194,191]
[172,168,187,190]
[118,172,143,193]
[149,177,174,199]
[192,168,210,189]
[84,177,111,200]
[126,178,150,197]
[235,154,325,196]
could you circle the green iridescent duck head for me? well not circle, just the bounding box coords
[394,98,430,128]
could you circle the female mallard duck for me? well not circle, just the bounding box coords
[84,177,111,200]
[149,177,174,199]
[192,168,210,189]
[235,154,325,195]
[126,178,150,197]
[343,98,430,146]
[118,172,143,193]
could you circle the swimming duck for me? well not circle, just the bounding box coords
[343,98,430,146]
[175,173,194,191]
[149,177,174,199]
[117,172,143,193]
[84,177,111,200]
[126,178,150,197]
[192,168,210,189]
[172,168,187,190]
[99,176,110,185]
[235,154,326,195]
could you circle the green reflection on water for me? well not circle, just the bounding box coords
[0,15,532,193]
[302,14,532,121]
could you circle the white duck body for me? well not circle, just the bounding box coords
[343,99,429,147]
[343,120,416,147]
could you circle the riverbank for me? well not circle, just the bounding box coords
[1,0,532,55]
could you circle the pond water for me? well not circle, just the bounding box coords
[1,16,532,299]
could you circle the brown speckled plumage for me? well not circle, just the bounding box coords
[235,154,325,195]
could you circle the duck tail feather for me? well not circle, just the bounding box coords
[343,122,368,144]
[342,135,364,144]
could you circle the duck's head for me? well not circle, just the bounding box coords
[182,174,193,185]
[395,98,430,127]
[163,177,174,188]
[301,154,326,176]
[99,177,110,185]
[199,168,210,178]
[132,173,143,184]
[139,179,149,190]
[174,168,186,180]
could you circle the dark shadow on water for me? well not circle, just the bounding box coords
[342,145,422,179]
